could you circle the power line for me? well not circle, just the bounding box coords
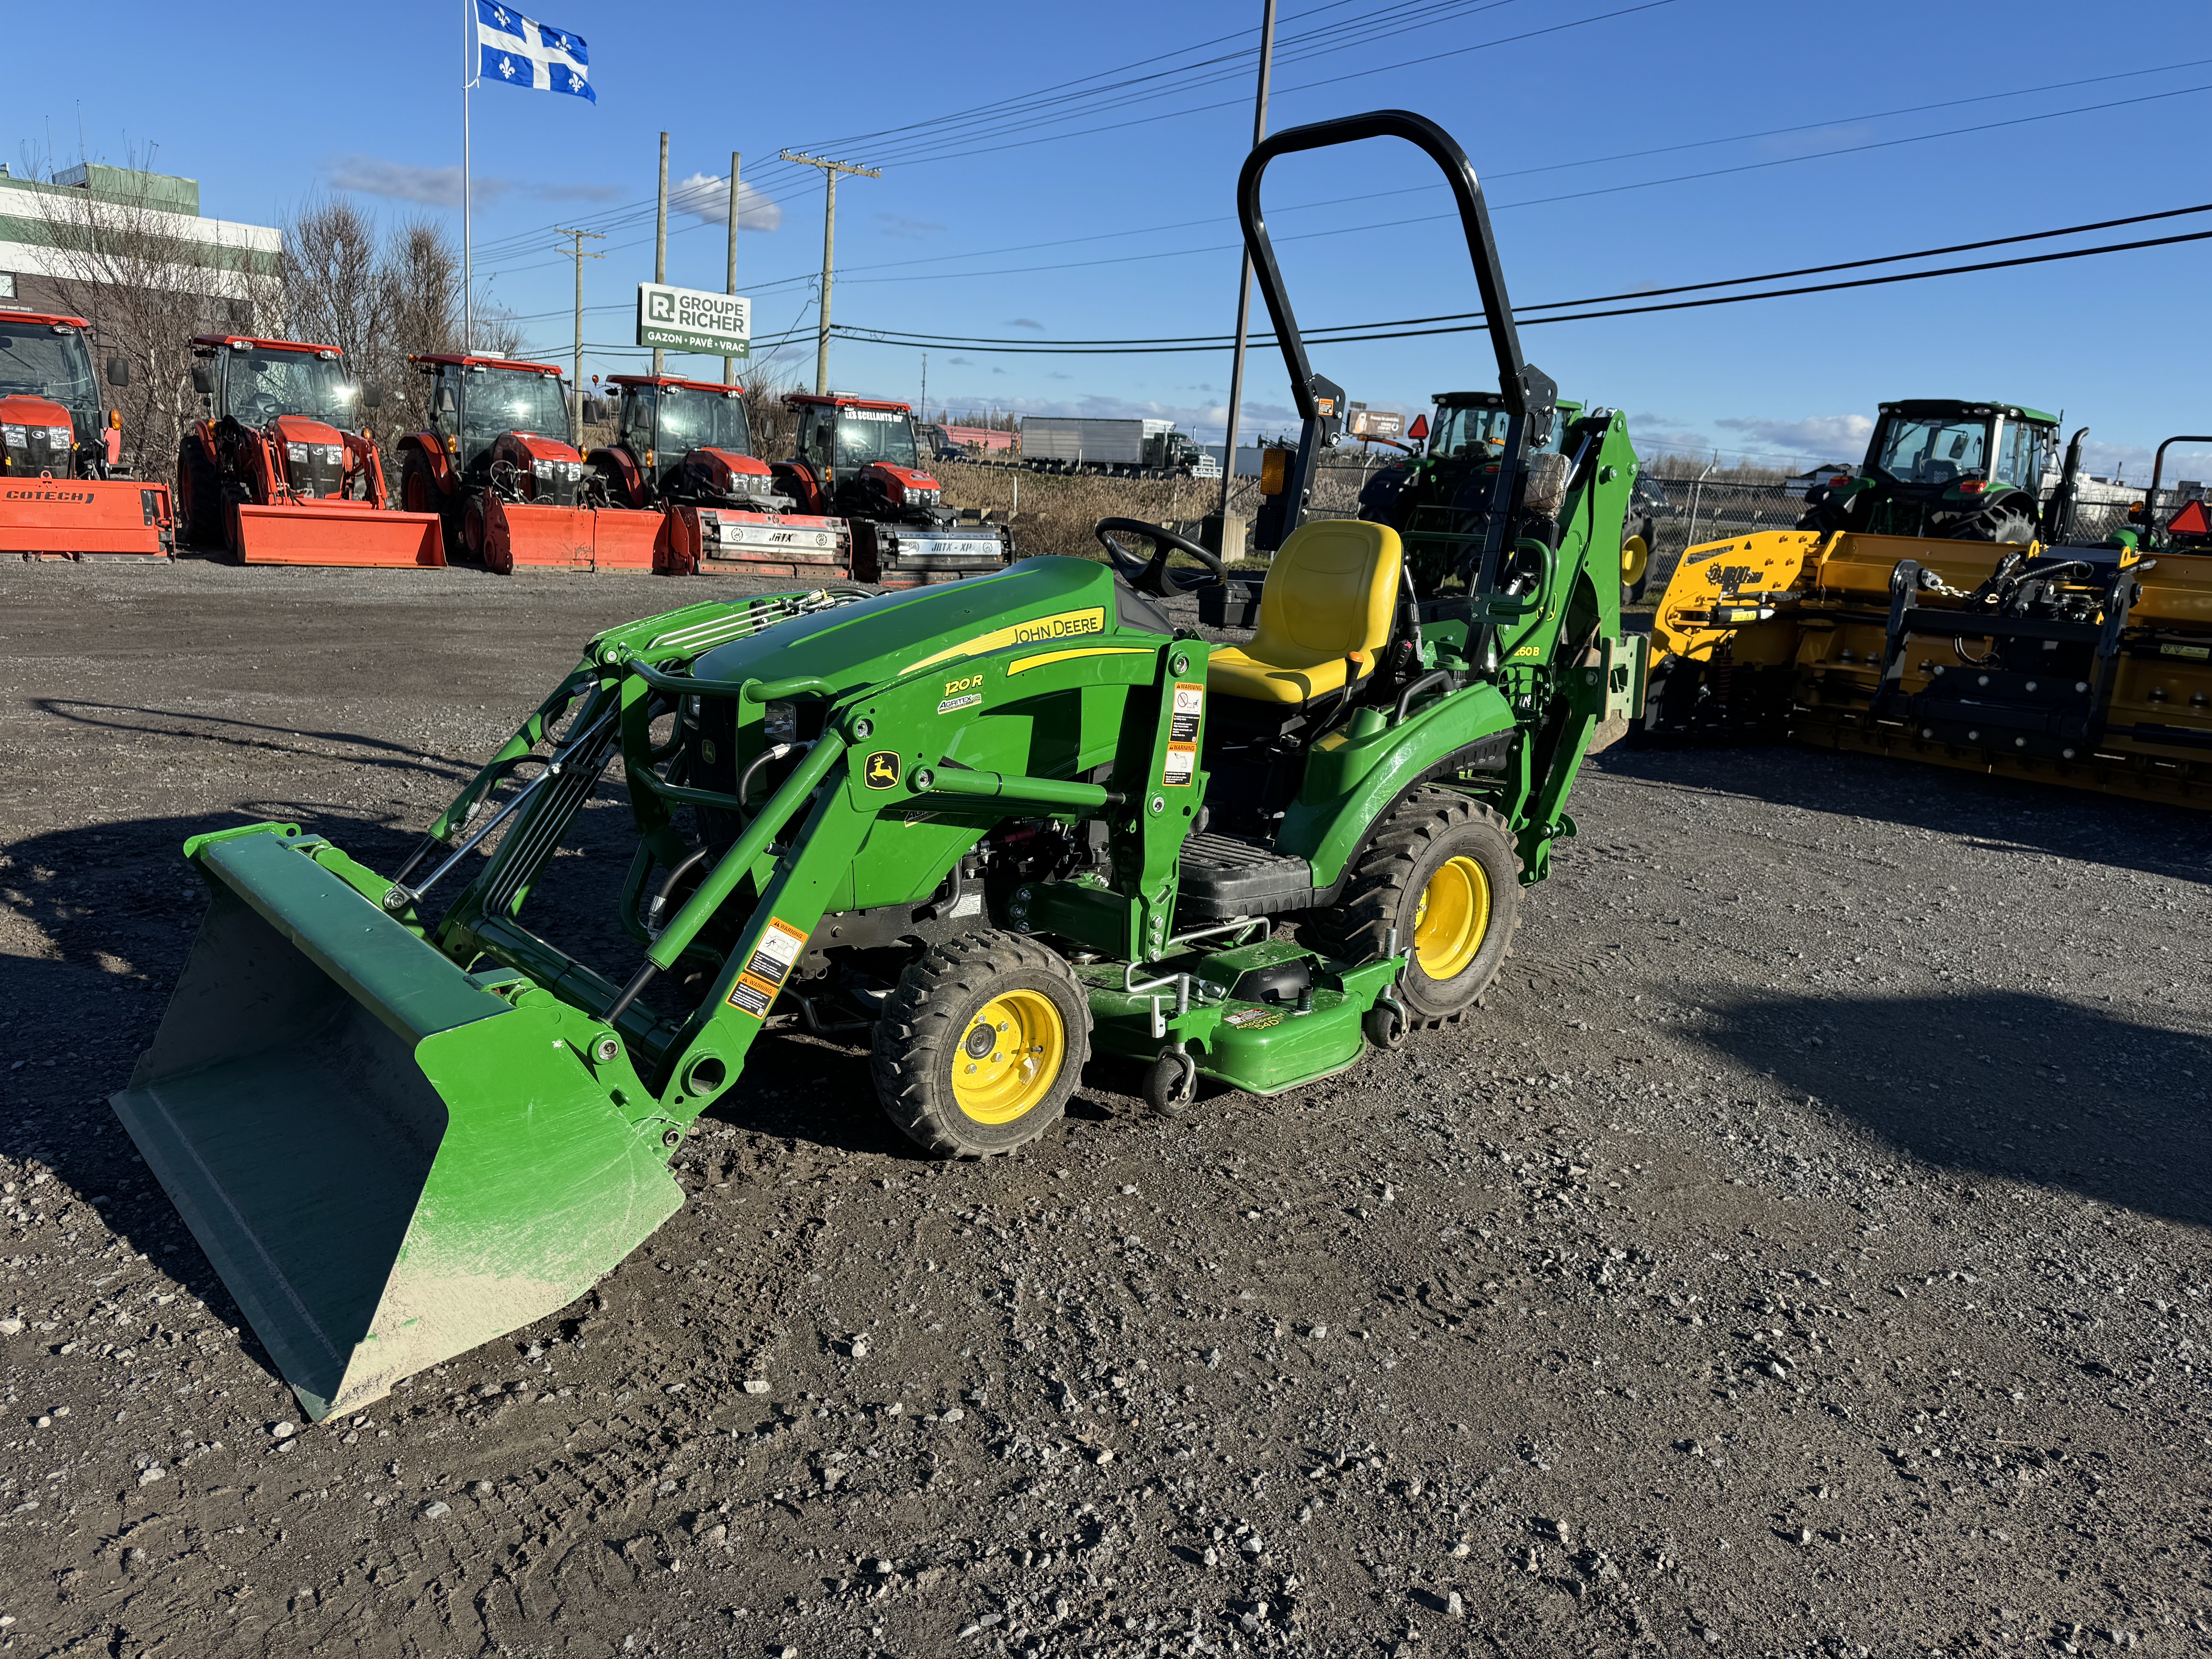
[832,225,2212,355]
[833,201,2212,347]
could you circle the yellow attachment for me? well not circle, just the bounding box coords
[1413,854,1491,981]
[950,989,1065,1125]
[1621,534,1649,587]
[1208,519,1403,704]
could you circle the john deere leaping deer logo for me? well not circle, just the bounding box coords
[864,750,901,789]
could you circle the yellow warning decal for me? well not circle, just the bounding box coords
[725,915,809,1019]
[907,607,1106,673]
[1006,645,1153,676]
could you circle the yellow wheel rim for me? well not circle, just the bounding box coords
[1621,534,1649,586]
[1412,854,1491,982]
[949,989,1066,1125]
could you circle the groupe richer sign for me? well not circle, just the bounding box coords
[636,283,752,357]
[1347,404,1404,440]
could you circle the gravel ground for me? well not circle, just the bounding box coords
[1,558,2207,1659]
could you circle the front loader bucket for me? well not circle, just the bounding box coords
[233,501,444,567]
[110,830,681,1419]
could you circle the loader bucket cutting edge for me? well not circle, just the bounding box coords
[109,830,682,1418]
[234,503,444,567]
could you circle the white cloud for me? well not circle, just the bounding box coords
[872,212,944,241]
[327,154,623,208]
[1006,318,1044,331]
[1714,414,1873,460]
[670,173,782,232]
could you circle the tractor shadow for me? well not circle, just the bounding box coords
[1693,986,2212,1229]
[2,806,431,1386]
[1594,740,2211,886]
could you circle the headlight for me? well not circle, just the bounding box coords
[43,426,72,449]
[323,445,345,465]
[1,426,24,446]
[762,701,798,744]
[287,443,308,464]
[533,459,555,479]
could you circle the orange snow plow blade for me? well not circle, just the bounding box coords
[482,499,664,573]
[0,477,174,557]
[233,500,443,567]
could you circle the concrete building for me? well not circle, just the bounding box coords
[0,161,278,321]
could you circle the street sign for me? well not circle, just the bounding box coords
[1348,406,1403,439]
[636,283,751,356]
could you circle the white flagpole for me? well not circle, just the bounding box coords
[462,0,475,353]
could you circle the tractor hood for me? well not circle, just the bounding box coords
[694,446,772,478]
[691,556,1154,699]
[0,393,76,429]
[270,412,349,447]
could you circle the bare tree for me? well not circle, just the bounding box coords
[739,363,801,462]
[23,148,282,475]
[282,197,382,364]
[374,215,459,438]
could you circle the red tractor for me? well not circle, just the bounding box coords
[179,335,440,564]
[588,374,850,578]
[0,307,173,558]
[774,392,1012,587]
[396,353,658,573]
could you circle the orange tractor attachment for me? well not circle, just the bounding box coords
[589,373,851,579]
[399,354,659,573]
[179,335,441,565]
[0,309,173,558]
[774,392,1012,587]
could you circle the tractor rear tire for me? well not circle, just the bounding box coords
[872,929,1091,1158]
[177,438,223,551]
[1306,787,1520,1028]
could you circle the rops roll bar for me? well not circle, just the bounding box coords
[1235,109,1558,553]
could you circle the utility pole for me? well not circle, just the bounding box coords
[652,131,669,377]
[780,149,881,395]
[723,150,741,385]
[555,226,604,445]
[920,353,927,426]
[1217,0,1278,529]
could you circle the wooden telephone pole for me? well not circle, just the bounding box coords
[779,149,880,394]
[554,226,604,445]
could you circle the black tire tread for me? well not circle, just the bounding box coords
[1305,786,1522,1028]
[871,929,1091,1158]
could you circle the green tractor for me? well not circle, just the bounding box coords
[1798,398,2059,543]
[1357,389,1582,595]
[110,111,1648,1419]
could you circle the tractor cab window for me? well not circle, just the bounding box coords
[0,325,97,431]
[655,384,753,457]
[223,349,359,428]
[834,407,919,472]
[1992,419,2051,491]
[794,404,835,474]
[462,368,569,452]
[1430,404,1511,460]
[1875,414,1989,486]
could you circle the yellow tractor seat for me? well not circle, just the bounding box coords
[1207,519,1404,705]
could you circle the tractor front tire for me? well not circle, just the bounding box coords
[401,452,459,562]
[1307,787,1521,1027]
[872,929,1091,1157]
[177,439,223,550]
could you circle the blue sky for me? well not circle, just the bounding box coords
[15,0,2212,477]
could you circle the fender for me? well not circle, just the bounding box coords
[772,458,824,516]
[1277,680,1518,887]
[397,432,457,498]
[588,443,649,508]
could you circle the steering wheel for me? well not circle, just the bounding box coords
[1094,516,1226,598]
[240,392,283,426]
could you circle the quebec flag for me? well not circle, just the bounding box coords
[477,2,596,102]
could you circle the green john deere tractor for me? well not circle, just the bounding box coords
[111,110,1647,1419]
[1798,399,2060,543]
